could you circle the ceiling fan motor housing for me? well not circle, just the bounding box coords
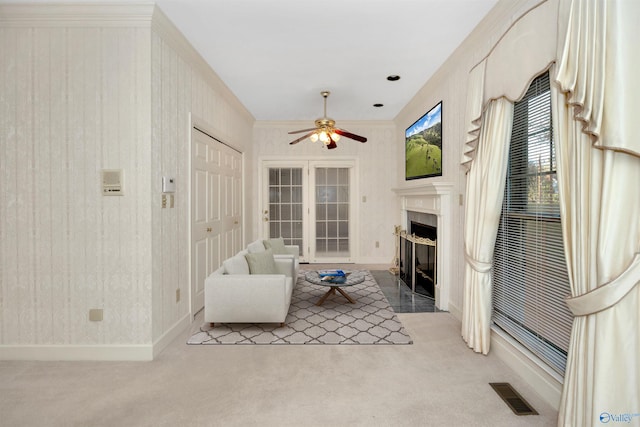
[315,118,335,128]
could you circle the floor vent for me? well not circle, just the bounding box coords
[490,383,538,416]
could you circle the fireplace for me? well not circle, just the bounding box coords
[393,182,454,311]
[399,220,437,298]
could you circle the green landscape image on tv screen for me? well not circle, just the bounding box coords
[405,101,442,180]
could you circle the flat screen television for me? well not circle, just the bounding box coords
[405,101,442,180]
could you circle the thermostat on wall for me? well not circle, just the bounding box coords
[102,169,124,196]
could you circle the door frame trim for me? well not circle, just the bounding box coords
[258,156,359,264]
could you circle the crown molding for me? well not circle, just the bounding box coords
[0,2,155,27]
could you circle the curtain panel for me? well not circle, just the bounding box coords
[461,98,513,354]
[460,0,556,352]
[554,0,640,425]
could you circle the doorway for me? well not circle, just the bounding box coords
[261,159,356,263]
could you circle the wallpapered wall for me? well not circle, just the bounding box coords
[0,5,254,349]
[0,25,153,345]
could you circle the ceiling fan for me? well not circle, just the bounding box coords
[288,91,367,149]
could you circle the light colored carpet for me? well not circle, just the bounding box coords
[188,270,412,345]
[0,312,558,426]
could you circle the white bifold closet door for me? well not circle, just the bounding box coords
[191,127,242,316]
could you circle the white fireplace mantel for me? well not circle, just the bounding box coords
[393,182,455,310]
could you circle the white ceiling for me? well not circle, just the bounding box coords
[7,0,500,121]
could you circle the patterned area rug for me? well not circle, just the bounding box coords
[187,270,412,345]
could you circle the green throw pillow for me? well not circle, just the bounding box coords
[263,237,288,255]
[245,249,278,274]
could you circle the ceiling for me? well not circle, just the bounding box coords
[7,0,500,121]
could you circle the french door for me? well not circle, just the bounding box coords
[262,160,355,263]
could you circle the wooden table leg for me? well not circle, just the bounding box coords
[336,287,356,304]
[316,286,356,305]
[316,288,336,306]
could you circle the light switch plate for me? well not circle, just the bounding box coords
[162,176,176,193]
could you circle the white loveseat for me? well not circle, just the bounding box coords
[204,240,300,327]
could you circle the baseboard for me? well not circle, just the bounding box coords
[355,256,393,265]
[152,313,191,359]
[447,301,462,321]
[0,344,153,361]
[490,327,563,410]
[0,314,191,362]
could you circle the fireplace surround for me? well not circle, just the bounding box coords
[393,183,454,310]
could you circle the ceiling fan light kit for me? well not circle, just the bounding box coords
[288,91,367,149]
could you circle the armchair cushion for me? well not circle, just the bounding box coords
[247,239,266,253]
[223,253,250,275]
[245,249,278,274]
[263,237,288,255]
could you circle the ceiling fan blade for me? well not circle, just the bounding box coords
[326,140,338,149]
[335,128,367,143]
[289,131,316,145]
[288,128,317,135]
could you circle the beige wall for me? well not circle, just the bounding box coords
[0,4,254,356]
[0,20,153,347]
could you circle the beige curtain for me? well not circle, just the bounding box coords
[554,0,640,425]
[461,60,486,170]
[461,98,513,354]
[460,0,556,354]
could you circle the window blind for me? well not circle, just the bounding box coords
[492,72,574,375]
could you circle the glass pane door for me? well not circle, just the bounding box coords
[314,167,350,259]
[267,167,304,255]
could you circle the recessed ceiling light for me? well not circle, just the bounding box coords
[386,75,401,81]
[373,103,384,108]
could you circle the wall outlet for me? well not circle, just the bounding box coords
[176,288,180,303]
[375,241,380,248]
[89,309,103,322]
[162,194,167,208]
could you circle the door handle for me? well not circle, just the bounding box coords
[206,227,212,232]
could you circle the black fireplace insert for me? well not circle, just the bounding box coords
[399,221,437,298]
